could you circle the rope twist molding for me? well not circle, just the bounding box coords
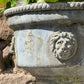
[4,2,84,16]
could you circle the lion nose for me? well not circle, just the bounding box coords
[62,47,67,51]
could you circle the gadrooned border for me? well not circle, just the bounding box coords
[4,2,84,16]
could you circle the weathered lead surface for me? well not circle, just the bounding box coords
[6,10,84,31]
[4,3,84,77]
[13,24,84,68]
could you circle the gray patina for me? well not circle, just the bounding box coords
[4,2,84,79]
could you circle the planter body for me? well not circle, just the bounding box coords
[4,2,84,83]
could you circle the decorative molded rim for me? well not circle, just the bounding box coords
[4,2,84,16]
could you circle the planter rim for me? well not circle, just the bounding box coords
[4,2,84,16]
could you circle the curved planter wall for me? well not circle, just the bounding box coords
[4,2,84,81]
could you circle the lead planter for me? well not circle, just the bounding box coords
[4,2,84,82]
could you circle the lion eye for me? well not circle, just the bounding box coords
[57,41,63,44]
[57,48,59,50]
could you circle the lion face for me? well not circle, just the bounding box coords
[55,38,74,60]
[50,31,77,60]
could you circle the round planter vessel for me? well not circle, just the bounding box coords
[4,2,84,83]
